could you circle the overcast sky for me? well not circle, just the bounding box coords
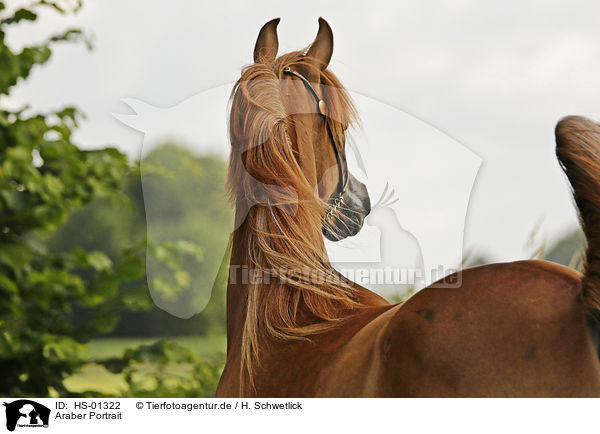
[7,0,600,271]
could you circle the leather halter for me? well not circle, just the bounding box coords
[282,67,348,219]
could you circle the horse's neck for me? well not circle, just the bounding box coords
[226,224,251,347]
[225,220,317,343]
[226,220,390,349]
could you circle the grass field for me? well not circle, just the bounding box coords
[64,334,226,396]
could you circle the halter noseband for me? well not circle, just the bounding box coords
[282,66,348,220]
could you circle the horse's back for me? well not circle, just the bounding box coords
[372,260,600,396]
[223,260,600,397]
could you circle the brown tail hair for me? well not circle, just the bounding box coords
[555,115,600,319]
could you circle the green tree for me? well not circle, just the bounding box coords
[49,144,232,337]
[0,1,222,397]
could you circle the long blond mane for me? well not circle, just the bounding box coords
[228,51,359,387]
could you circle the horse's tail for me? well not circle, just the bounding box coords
[555,115,600,320]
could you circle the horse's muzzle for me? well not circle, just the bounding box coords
[323,174,371,241]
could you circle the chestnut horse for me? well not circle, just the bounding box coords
[216,17,600,397]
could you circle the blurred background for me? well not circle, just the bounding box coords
[1,0,597,397]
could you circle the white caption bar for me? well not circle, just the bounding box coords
[0,398,597,433]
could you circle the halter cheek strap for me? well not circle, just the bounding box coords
[282,67,349,214]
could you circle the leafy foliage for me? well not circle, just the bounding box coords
[0,1,223,397]
[50,145,232,337]
[98,341,222,397]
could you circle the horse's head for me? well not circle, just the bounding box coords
[229,18,370,243]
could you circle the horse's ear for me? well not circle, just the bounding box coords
[305,17,333,71]
[254,18,280,63]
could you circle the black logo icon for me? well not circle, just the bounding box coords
[3,400,50,432]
